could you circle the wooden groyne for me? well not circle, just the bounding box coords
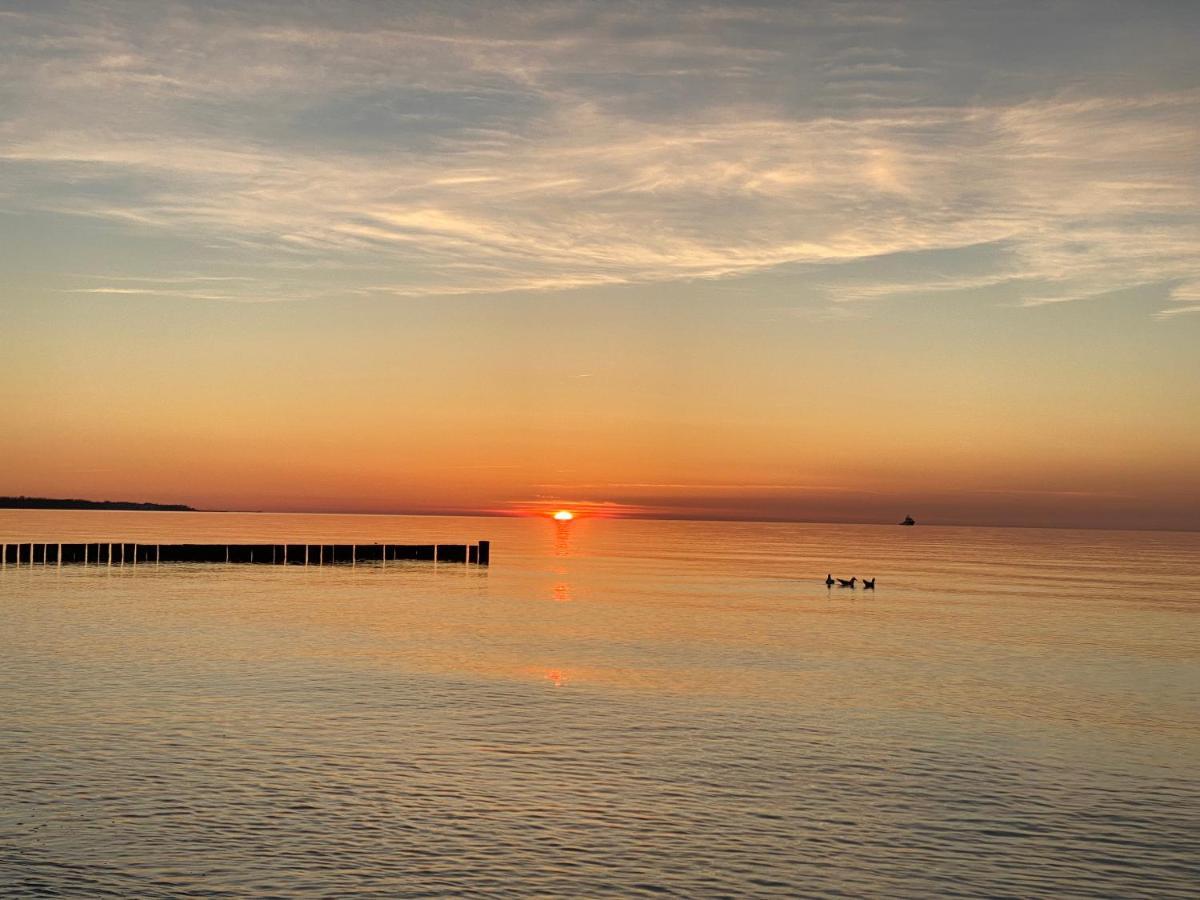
[1,541,490,567]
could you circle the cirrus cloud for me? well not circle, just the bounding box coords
[0,1,1196,314]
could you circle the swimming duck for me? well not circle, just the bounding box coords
[825,573,835,587]
[836,577,857,588]
[862,578,875,589]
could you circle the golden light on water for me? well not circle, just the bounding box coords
[552,510,574,521]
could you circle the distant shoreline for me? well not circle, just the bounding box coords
[0,496,196,512]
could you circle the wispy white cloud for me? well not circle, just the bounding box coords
[1153,280,1200,319]
[0,1,1196,313]
[64,287,159,295]
[67,274,256,284]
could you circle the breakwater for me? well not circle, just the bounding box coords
[1,541,490,567]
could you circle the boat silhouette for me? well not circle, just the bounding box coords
[900,515,916,526]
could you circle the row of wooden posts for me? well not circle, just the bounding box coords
[0,541,490,567]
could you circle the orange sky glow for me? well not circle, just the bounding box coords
[1,2,1198,530]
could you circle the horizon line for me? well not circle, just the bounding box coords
[5,502,1194,535]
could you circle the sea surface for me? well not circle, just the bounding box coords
[1,511,1197,897]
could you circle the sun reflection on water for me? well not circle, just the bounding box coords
[552,519,572,557]
[549,517,575,601]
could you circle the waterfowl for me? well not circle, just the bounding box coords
[825,573,835,587]
[836,577,857,588]
[862,578,875,589]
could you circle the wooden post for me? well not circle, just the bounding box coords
[319,544,324,566]
[352,544,356,567]
[157,545,161,565]
[58,543,63,567]
[107,542,112,567]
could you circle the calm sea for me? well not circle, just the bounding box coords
[1,511,1197,897]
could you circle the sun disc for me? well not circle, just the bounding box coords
[552,510,574,521]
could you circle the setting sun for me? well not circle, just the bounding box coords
[552,510,574,521]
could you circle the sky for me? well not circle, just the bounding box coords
[2,0,1198,529]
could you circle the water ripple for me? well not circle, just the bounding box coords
[2,514,1198,896]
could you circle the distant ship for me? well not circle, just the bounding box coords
[900,515,916,526]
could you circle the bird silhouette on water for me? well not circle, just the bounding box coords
[824,575,877,589]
